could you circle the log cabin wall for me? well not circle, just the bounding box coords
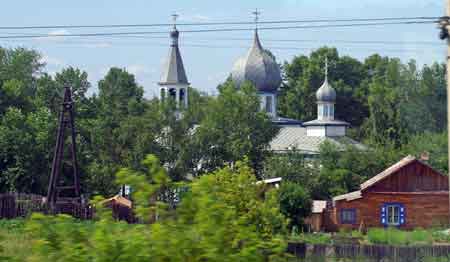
[334,192,449,230]
[366,161,448,193]
[325,159,450,231]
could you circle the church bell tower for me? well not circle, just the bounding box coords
[158,14,190,112]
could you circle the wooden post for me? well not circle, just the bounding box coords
[447,0,450,226]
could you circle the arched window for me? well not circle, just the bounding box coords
[169,88,176,100]
[180,88,186,107]
[329,105,334,118]
[323,104,329,117]
[265,96,273,113]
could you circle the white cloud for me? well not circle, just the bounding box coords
[127,64,155,76]
[40,55,65,67]
[178,14,211,22]
[81,42,112,49]
[48,29,71,41]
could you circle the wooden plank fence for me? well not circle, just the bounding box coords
[287,243,450,261]
[0,193,93,219]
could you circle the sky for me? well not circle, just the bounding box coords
[0,0,445,97]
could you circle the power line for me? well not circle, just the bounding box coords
[0,20,438,39]
[0,16,439,30]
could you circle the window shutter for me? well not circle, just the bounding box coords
[381,205,387,226]
[399,204,406,225]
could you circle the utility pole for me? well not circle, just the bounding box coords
[439,0,450,225]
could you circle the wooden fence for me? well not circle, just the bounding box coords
[287,243,450,261]
[0,193,94,220]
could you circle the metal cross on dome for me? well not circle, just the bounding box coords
[325,57,328,77]
[252,9,260,29]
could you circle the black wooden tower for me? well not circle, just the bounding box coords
[46,86,81,208]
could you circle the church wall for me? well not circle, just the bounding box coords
[325,126,346,137]
[306,126,326,137]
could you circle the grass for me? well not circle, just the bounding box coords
[366,227,434,246]
[290,227,444,246]
[0,219,32,261]
[290,232,332,245]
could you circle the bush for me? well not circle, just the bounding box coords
[24,155,289,262]
[278,182,312,230]
[367,228,433,246]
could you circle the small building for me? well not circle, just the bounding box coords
[324,155,449,231]
[305,200,327,232]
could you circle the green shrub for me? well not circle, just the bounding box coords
[290,233,331,244]
[24,155,289,262]
[410,229,433,245]
[367,227,434,246]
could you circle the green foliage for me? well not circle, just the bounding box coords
[193,81,279,177]
[290,233,331,245]
[367,228,433,246]
[278,182,312,230]
[23,155,288,261]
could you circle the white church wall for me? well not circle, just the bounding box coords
[306,126,326,137]
[325,126,346,136]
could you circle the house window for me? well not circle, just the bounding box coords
[340,209,356,224]
[381,203,405,226]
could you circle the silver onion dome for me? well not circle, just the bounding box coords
[316,60,336,102]
[231,30,281,93]
[316,76,336,102]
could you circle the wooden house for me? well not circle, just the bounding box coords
[305,200,327,232]
[323,155,449,231]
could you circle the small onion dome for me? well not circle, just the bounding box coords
[316,76,336,102]
[231,30,281,93]
[170,29,179,39]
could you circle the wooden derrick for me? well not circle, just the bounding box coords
[46,86,81,209]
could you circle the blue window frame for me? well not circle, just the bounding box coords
[381,203,405,227]
[340,208,356,224]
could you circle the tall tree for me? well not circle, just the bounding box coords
[192,81,278,177]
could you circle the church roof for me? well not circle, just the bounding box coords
[159,29,189,86]
[316,60,336,102]
[316,77,336,102]
[231,30,281,93]
[302,119,350,127]
[269,126,365,154]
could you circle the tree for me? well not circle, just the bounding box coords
[278,47,367,127]
[192,81,279,177]
[27,156,288,261]
[278,182,312,230]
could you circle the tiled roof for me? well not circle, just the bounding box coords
[269,126,366,154]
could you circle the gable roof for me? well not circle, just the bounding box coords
[101,195,132,209]
[360,155,445,191]
[332,190,362,202]
[312,200,327,213]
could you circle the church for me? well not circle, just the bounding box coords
[157,15,365,156]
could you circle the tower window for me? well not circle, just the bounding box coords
[265,96,273,113]
[323,104,329,117]
[169,88,176,100]
[180,88,186,107]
